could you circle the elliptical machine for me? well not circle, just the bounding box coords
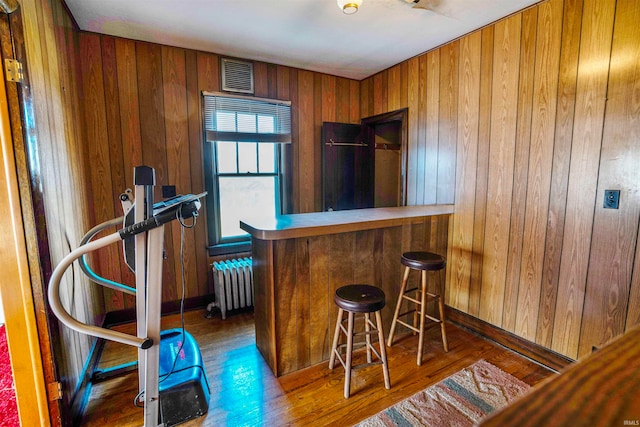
[48,166,209,427]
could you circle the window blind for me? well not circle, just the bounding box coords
[203,92,292,143]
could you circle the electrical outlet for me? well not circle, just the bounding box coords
[604,190,620,209]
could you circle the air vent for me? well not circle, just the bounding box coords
[221,58,254,94]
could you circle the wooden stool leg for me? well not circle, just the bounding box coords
[417,270,428,366]
[329,308,344,369]
[387,266,411,347]
[375,311,391,389]
[413,283,420,335]
[438,295,449,352]
[364,313,372,363]
[344,311,355,398]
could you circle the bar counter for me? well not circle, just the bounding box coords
[240,205,454,376]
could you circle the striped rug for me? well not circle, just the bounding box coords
[354,359,530,427]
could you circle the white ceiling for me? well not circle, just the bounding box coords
[64,0,540,80]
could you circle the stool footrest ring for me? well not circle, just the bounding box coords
[396,319,420,334]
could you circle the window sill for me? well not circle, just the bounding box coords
[207,241,251,256]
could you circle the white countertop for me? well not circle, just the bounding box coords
[240,205,454,240]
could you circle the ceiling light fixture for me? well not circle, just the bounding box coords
[337,0,363,14]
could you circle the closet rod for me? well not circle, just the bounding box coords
[325,139,368,147]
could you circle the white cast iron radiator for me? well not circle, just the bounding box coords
[207,257,253,319]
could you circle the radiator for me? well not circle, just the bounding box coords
[209,257,253,320]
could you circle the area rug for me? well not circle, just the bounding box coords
[355,359,530,427]
[0,325,19,427]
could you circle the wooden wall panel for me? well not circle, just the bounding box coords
[286,67,299,214]
[380,225,401,315]
[274,238,298,374]
[406,56,420,206]
[100,36,127,221]
[267,63,278,98]
[251,237,276,373]
[359,78,372,119]
[437,41,458,205]
[80,34,124,312]
[502,8,536,333]
[321,74,336,122]
[313,74,323,212]
[185,50,209,296]
[373,72,386,116]
[101,36,136,309]
[253,62,268,97]
[412,56,426,205]
[297,70,315,213]
[469,27,494,318]
[308,235,330,362]
[479,15,521,327]
[579,0,640,357]
[349,80,360,124]
[295,238,311,368]
[424,51,440,205]
[387,64,402,111]
[115,38,143,189]
[135,42,179,302]
[628,218,640,329]
[162,46,199,301]
[354,230,378,284]
[537,0,582,347]
[551,0,616,359]
[448,32,481,312]
[336,77,350,122]
[515,0,563,340]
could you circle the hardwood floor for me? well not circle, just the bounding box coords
[80,309,555,426]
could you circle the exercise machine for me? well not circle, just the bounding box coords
[48,166,209,427]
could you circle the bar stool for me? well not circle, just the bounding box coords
[387,251,448,366]
[329,284,391,398]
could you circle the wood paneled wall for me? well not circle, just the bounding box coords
[78,34,361,311]
[361,0,640,360]
[16,0,100,423]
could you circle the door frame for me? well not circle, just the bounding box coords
[0,4,62,426]
[361,108,408,206]
[0,33,51,427]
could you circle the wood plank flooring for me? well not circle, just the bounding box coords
[81,309,555,426]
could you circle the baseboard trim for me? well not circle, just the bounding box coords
[446,306,573,372]
[103,294,213,327]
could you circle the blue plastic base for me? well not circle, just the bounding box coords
[158,329,210,426]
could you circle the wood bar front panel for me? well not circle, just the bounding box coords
[254,215,449,376]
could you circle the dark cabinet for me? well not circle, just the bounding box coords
[322,109,407,212]
[321,122,374,211]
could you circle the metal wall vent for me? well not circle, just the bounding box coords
[221,58,254,94]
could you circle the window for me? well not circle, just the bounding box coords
[203,92,291,254]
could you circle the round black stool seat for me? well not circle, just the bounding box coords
[334,285,386,313]
[401,251,446,271]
